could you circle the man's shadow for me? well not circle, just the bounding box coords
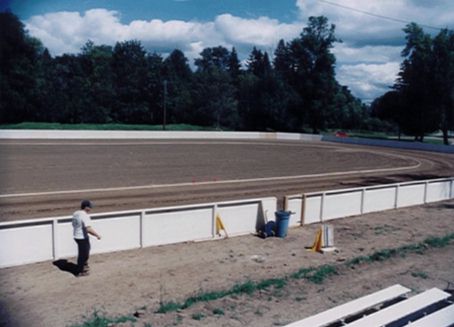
[53,259,78,276]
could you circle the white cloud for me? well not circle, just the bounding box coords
[24,1,454,101]
[25,9,221,55]
[296,0,454,45]
[25,9,301,57]
[214,14,301,47]
[337,62,400,102]
[333,43,402,64]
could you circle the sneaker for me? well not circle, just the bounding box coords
[77,271,90,277]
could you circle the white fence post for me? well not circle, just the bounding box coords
[424,181,429,204]
[394,184,400,209]
[320,192,326,222]
[52,219,58,260]
[212,204,218,237]
[450,178,453,199]
[140,211,145,248]
[301,194,306,226]
[360,188,366,214]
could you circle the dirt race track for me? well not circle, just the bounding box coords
[0,138,454,327]
[0,139,453,221]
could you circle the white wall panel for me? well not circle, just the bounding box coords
[90,215,141,253]
[304,196,322,224]
[0,224,53,267]
[56,221,77,258]
[398,184,425,207]
[286,198,303,227]
[427,182,451,202]
[142,208,213,246]
[364,188,396,213]
[323,191,362,220]
[218,203,261,236]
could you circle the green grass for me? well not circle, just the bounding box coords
[347,233,454,267]
[0,122,222,131]
[212,308,225,316]
[69,310,136,327]
[156,278,289,313]
[191,312,206,321]
[76,232,454,325]
[411,271,428,279]
[291,265,338,284]
[157,232,454,314]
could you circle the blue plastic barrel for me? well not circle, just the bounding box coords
[275,210,291,238]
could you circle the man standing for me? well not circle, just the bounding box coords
[72,200,101,277]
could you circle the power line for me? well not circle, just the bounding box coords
[316,0,449,32]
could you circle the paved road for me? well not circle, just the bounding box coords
[0,139,453,221]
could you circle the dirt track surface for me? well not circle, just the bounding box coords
[1,139,453,221]
[1,199,453,327]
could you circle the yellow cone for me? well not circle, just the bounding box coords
[308,227,323,252]
[216,214,229,238]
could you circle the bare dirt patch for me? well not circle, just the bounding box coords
[1,200,454,327]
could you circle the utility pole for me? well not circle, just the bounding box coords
[163,79,167,130]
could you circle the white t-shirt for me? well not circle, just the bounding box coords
[72,210,92,239]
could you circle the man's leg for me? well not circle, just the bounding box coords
[76,238,89,274]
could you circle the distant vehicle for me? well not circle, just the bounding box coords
[335,131,348,138]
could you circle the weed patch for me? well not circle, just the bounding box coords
[70,310,136,327]
[291,265,337,284]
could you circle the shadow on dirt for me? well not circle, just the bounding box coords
[53,259,78,276]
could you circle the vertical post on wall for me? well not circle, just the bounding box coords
[360,188,366,214]
[394,184,400,209]
[52,219,58,260]
[140,211,144,248]
[284,196,289,211]
[424,181,429,204]
[320,192,326,223]
[212,204,218,237]
[450,178,453,199]
[301,194,306,226]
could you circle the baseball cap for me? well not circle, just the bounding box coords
[81,200,93,209]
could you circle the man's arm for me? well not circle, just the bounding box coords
[86,226,101,240]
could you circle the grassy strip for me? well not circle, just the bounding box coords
[157,278,289,313]
[0,122,220,131]
[157,266,337,313]
[158,233,454,314]
[291,264,338,284]
[74,232,454,325]
[346,233,454,267]
[70,310,136,327]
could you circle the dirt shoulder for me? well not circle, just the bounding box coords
[1,200,454,327]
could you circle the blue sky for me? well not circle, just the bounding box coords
[4,0,454,102]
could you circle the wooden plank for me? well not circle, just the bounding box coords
[346,288,451,327]
[406,303,454,327]
[284,284,410,327]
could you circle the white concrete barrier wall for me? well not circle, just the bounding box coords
[363,187,396,213]
[324,191,363,221]
[286,178,454,225]
[0,197,276,268]
[143,207,213,247]
[0,130,323,141]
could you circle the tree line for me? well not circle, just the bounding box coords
[1,11,453,140]
[371,23,454,144]
[0,12,372,133]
